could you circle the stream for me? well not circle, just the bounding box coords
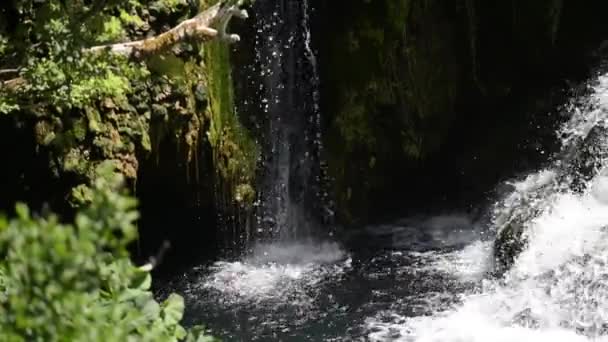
[160,71,608,341]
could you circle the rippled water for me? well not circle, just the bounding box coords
[163,215,491,341]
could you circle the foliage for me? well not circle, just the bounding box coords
[0,1,183,198]
[0,0,258,206]
[0,163,213,342]
[0,1,252,339]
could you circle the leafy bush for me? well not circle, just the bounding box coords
[0,164,212,342]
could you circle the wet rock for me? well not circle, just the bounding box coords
[493,219,527,276]
[492,170,557,276]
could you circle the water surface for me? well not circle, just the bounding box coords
[162,73,608,341]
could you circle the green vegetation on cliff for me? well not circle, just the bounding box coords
[0,0,257,208]
[204,37,258,206]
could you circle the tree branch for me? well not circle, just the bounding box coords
[89,1,248,57]
[0,68,19,76]
[1,1,248,91]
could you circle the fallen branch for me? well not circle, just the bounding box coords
[0,68,19,76]
[138,240,171,272]
[89,1,248,57]
[1,1,248,90]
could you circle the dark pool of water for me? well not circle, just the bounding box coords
[158,214,492,341]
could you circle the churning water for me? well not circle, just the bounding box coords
[366,73,608,341]
[166,214,489,340]
[160,72,608,341]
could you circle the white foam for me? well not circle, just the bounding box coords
[409,240,492,282]
[560,74,608,145]
[365,71,608,342]
[591,169,608,204]
[391,191,608,341]
[512,192,608,277]
[199,242,349,305]
[506,169,557,193]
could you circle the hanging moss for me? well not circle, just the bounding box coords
[202,36,259,207]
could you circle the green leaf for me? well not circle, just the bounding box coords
[14,203,29,219]
[0,101,19,115]
[162,293,185,326]
[142,298,161,318]
[131,271,152,291]
[98,16,126,43]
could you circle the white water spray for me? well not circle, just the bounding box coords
[366,73,608,341]
[189,241,349,311]
[253,0,329,241]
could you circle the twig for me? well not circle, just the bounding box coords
[138,240,171,272]
[1,1,249,91]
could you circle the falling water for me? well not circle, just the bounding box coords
[161,68,608,341]
[366,72,608,341]
[162,3,608,340]
[252,0,329,241]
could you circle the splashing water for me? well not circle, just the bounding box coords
[201,242,349,305]
[365,73,608,341]
[252,0,329,241]
[163,59,608,342]
[166,212,491,340]
[169,241,353,339]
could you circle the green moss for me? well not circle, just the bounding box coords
[203,38,259,206]
[14,0,257,208]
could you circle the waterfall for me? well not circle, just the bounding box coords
[170,54,608,342]
[250,0,330,242]
[366,71,608,341]
[171,5,608,340]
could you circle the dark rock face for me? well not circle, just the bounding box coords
[316,0,608,224]
[0,116,69,217]
[493,220,528,276]
[490,173,552,276]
